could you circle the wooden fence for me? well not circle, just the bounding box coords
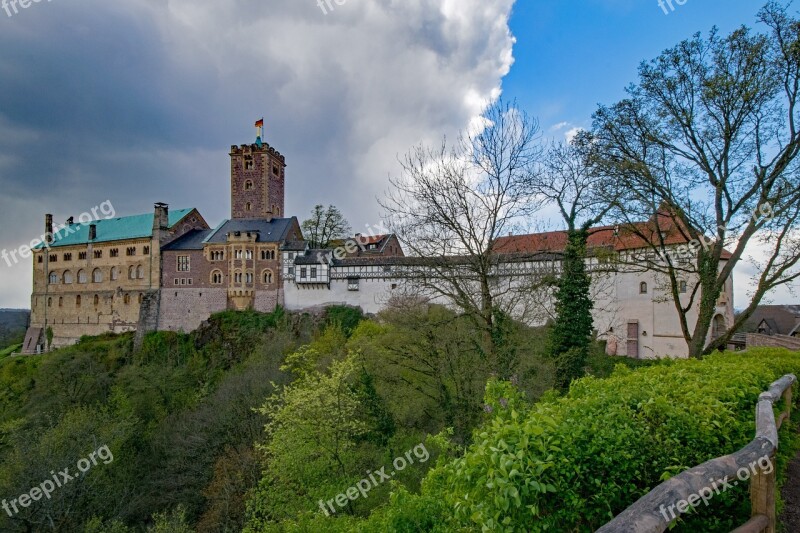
[597,374,796,533]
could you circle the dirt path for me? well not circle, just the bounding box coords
[780,441,800,531]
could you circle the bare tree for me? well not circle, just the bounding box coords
[592,1,800,357]
[381,99,542,372]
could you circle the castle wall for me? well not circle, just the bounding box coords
[30,238,158,349]
[284,277,397,315]
[157,288,228,333]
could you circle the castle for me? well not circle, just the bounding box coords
[23,129,736,359]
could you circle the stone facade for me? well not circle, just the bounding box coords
[230,143,286,220]
[24,131,738,359]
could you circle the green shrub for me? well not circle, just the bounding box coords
[292,348,800,532]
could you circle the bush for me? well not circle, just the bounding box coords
[303,348,800,532]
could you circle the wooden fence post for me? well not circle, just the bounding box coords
[750,451,776,533]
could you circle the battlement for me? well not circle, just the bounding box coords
[229,143,286,164]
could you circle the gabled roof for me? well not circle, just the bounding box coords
[203,217,301,244]
[36,208,196,249]
[745,305,800,335]
[494,221,733,259]
[162,229,214,251]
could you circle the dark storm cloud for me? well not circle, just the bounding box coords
[0,0,517,306]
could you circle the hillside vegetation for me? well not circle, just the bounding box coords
[0,306,796,532]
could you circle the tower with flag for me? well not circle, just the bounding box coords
[255,118,264,147]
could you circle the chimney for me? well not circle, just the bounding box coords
[45,214,53,244]
[153,202,169,231]
[89,224,97,241]
[66,216,74,226]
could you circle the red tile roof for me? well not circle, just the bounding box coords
[494,217,732,259]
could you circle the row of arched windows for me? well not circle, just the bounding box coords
[46,293,143,308]
[210,269,274,285]
[48,266,145,285]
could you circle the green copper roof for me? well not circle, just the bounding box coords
[36,208,195,249]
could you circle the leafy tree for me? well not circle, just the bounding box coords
[301,204,352,248]
[592,1,800,356]
[550,231,594,390]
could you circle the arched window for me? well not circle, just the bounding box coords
[137,265,144,279]
[639,282,648,294]
[58,297,63,307]
[76,295,81,307]
[244,180,253,191]
[47,297,52,307]
[246,202,252,212]
[49,272,58,284]
[211,270,223,284]
[234,271,242,284]
[92,268,103,283]
[679,280,687,294]
[138,293,143,304]
[110,267,119,281]
[262,270,274,284]
[93,294,99,306]
[246,272,253,285]
[63,270,73,284]
[78,270,87,284]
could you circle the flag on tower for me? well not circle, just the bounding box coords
[255,118,264,128]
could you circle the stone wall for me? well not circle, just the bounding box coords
[746,333,800,351]
[157,288,228,333]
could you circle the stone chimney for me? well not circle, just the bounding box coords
[153,203,169,231]
[45,214,53,244]
[89,224,97,241]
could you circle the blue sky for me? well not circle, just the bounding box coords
[504,0,764,136]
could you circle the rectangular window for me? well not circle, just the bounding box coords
[300,267,307,279]
[348,278,360,291]
[311,267,317,279]
[174,278,179,285]
[177,256,190,272]
[180,278,186,285]
[143,246,150,255]
[188,278,193,285]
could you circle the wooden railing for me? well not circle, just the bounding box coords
[597,374,796,533]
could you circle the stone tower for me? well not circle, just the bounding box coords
[229,129,286,220]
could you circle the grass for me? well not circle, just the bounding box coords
[0,343,22,360]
